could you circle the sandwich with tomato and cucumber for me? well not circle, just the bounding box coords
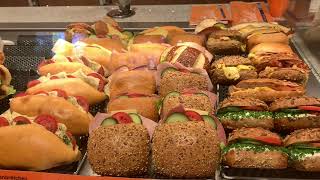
[10,89,93,135]
[217,97,273,130]
[229,78,305,102]
[26,70,107,105]
[284,128,320,171]
[152,109,223,178]
[159,89,217,120]
[223,127,288,169]
[88,111,157,177]
[106,93,160,122]
[157,62,213,97]
[0,111,80,171]
[270,96,320,131]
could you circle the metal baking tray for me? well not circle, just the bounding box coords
[1,41,105,174]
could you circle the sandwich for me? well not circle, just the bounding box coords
[130,35,166,44]
[229,78,305,102]
[26,70,107,105]
[195,19,227,38]
[157,62,213,97]
[106,69,156,100]
[270,96,320,131]
[167,33,205,46]
[10,89,93,135]
[0,111,80,171]
[160,42,213,69]
[246,29,289,50]
[92,17,131,42]
[80,37,126,53]
[230,22,292,39]
[209,56,257,85]
[284,128,320,171]
[88,111,157,176]
[152,110,221,178]
[223,127,288,169]
[206,29,245,55]
[160,89,216,119]
[140,26,186,41]
[65,23,95,43]
[37,55,106,77]
[52,39,114,72]
[217,97,273,130]
[106,93,160,122]
[249,42,309,85]
[0,65,15,99]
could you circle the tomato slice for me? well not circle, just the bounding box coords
[67,131,77,150]
[35,115,58,133]
[50,76,59,80]
[27,80,41,88]
[33,91,49,96]
[0,117,9,127]
[298,106,320,112]
[38,59,54,68]
[112,112,133,124]
[67,75,76,78]
[13,116,31,125]
[254,136,282,146]
[310,143,320,148]
[14,92,28,98]
[51,89,68,99]
[87,73,106,92]
[185,111,203,121]
[75,96,89,112]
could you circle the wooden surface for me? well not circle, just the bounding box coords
[0,0,29,7]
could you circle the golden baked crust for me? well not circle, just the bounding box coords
[284,128,320,146]
[270,96,320,111]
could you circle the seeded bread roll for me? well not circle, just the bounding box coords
[270,96,320,111]
[159,71,209,97]
[162,93,213,117]
[88,124,149,176]
[152,121,220,178]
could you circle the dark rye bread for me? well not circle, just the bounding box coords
[162,93,213,116]
[206,30,243,55]
[159,71,208,97]
[219,97,268,110]
[270,96,320,111]
[223,149,288,169]
[259,67,308,85]
[284,128,320,146]
[88,124,149,177]
[152,122,220,178]
[221,118,274,130]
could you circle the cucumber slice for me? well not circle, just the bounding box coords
[101,118,118,126]
[202,115,217,129]
[129,113,142,124]
[163,91,180,101]
[161,67,177,78]
[291,143,320,150]
[166,113,189,123]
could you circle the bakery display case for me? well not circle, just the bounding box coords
[0,1,320,180]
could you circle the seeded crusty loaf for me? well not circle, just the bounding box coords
[284,128,320,147]
[88,124,149,177]
[162,93,213,116]
[219,97,268,110]
[270,96,320,112]
[152,121,220,178]
[159,71,209,97]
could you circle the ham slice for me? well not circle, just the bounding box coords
[89,112,158,139]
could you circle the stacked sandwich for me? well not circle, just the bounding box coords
[206,21,320,172]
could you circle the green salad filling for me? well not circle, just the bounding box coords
[287,147,320,161]
[217,110,273,121]
[222,143,285,155]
